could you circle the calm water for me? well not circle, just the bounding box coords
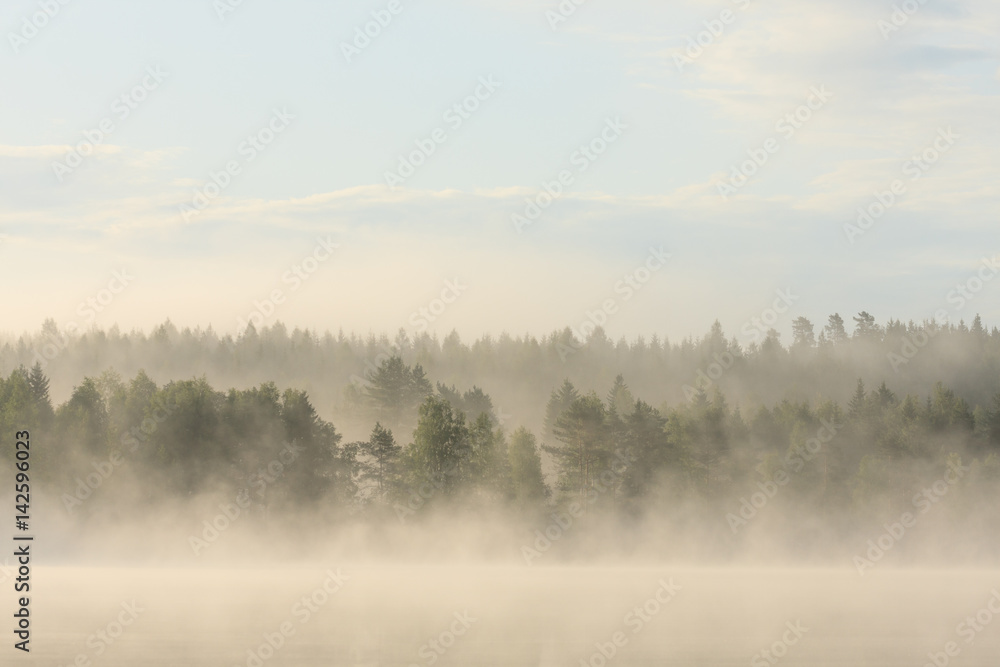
[9,565,1000,666]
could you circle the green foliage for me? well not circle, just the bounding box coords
[2,313,1000,529]
[848,379,868,419]
[926,382,974,432]
[791,317,816,348]
[988,394,1000,449]
[364,356,433,433]
[824,313,848,343]
[543,379,578,442]
[436,383,495,424]
[853,311,880,339]
[545,392,611,496]
[27,362,54,424]
[57,377,109,456]
[406,395,470,496]
[357,422,401,500]
[508,427,548,502]
[466,413,512,500]
[619,400,673,499]
[606,374,635,419]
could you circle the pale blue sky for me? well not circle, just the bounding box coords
[1,0,998,342]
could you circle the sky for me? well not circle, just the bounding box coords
[1,0,998,344]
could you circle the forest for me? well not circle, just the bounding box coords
[1,311,999,562]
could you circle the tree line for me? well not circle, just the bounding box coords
[4,313,1000,442]
[2,342,998,545]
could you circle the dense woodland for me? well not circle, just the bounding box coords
[1,313,999,560]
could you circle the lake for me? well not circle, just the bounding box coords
[9,565,1000,666]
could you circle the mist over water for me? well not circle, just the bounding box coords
[2,316,999,666]
[8,566,998,666]
[3,0,1000,662]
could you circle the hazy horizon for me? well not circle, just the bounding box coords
[2,0,998,343]
[3,0,999,664]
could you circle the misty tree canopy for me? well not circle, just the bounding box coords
[2,314,999,559]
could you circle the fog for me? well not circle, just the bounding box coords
[1,316,999,663]
[5,0,998,661]
[5,567,999,665]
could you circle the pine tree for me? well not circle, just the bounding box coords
[606,374,635,418]
[544,393,610,497]
[848,379,868,418]
[791,317,816,348]
[824,314,848,344]
[365,356,432,433]
[852,312,879,339]
[620,400,671,499]
[543,379,579,441]
[358,422,401,498]
[971,314,986,341]
[508,427,548,502]
[27,362,54,423]
[874,381,897,410]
